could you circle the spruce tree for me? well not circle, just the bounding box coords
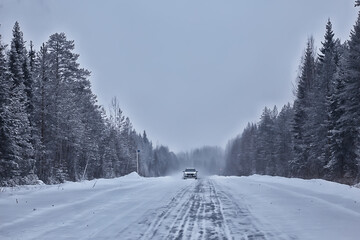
[291,37,316,178]
[257,106,277,175]
[7,22,35,183]
[327,11,360,183]
[307,19,338,178]
[0,34,17,185]
[239,123,257,175]
[274,103,294,177]
[29,41,36,73]
[326,43,348,182]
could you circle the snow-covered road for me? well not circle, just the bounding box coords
[1,173,360,240]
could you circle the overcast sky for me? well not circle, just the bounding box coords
[0,0,358,152]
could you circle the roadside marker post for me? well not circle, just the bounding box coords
[137,149,140,175]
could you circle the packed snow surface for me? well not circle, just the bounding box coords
[1,173,360,240]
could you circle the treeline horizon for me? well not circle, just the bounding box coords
[224,3,360,185]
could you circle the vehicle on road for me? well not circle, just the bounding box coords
[183,168,198,179]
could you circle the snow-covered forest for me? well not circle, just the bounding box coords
[0,23,179,186]
[3,3,360,187]
[225,11,360,185]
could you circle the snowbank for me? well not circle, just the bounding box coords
[121,171,142,180]
[212,174,360,240]
[1,174,359,239]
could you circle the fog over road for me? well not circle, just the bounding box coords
[1,173,360,240]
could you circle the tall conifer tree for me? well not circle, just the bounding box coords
[0,34,17,184]
[7,22,35,182]
[307,19,338,178]
[291,37,316,178]
[327,10,360,183]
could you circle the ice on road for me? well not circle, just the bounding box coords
[1,173,360,240]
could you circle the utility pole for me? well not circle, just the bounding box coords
[136,149,140,174]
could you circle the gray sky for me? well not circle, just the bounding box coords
[0,0,358,152]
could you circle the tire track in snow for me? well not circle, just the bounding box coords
[5,181,160,240]
[0,183,141,233]
[213,180,297,240]
[127,178,274,240]
[141,182,197,239]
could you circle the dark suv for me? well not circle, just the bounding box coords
[183,168,198,179]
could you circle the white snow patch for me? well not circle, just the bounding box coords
[121,171,142,179]
[212,175,360,240]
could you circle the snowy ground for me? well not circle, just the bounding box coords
[1,173,360,240]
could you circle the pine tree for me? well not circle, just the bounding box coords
[32,43,50,181]
[37,32,94,182]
